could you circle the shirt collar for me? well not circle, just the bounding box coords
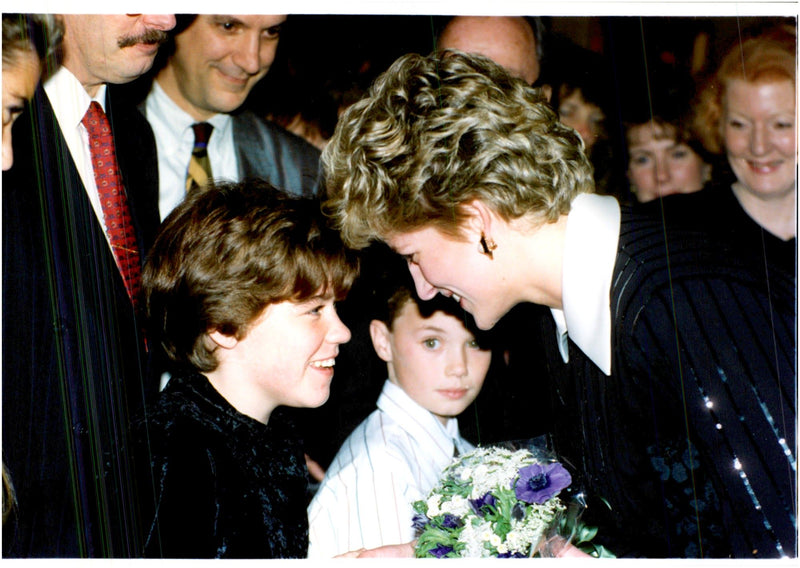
[44,66,107,130]
[149,79,231,141]
[377,379,462,457]
[551,193,620,375]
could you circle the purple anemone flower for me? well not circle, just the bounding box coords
[469,492,497,517]
[441,513,462,529]
[412,513,429,531]
[514,462,572,504]
[498,551,528,558]
[429,544,454,558]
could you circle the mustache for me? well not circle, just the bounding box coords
[117,29,169,49]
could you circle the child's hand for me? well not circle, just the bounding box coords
[333,549,365,558]
[352,541,416,558]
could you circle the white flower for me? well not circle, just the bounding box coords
[459,520,492,558]
[426,494,442,516]
[506,528,538,556]
[441,494,471,517]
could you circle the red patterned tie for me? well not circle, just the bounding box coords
[82,101,142,305]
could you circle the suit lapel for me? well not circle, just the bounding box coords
[106,84,161,254]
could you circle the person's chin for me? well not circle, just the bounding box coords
[746,176,794,197]
[209,93,248,115]
[302,390,331,409]
[473,312,499,331]
[438,401,472,419]
[115,62,158,84]
[311,393,330,408]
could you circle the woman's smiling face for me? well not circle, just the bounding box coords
[387,226,516,331]
[723,78,796,199]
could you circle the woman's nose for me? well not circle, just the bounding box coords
[408,263,438,300]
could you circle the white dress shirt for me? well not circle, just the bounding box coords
[43,67,110,247]
[550,193,621,375]
[307,379,473,558]
[144,81,238,220]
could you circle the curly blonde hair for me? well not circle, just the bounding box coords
[322,50,594,250]
[693,25,796,155]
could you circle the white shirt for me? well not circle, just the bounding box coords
[550,193,621,376]
[144,81,238,220]
[307,380,472,558]
[43,66,110,247]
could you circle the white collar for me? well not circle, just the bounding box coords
[550,193,620,375]
[43,66,110,228]
[44,66,107,130]
[377,379,464,456]
[148,80,231,138]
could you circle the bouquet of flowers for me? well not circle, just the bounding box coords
[412,446,573,558]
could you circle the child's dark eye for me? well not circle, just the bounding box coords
[263,24,282,39]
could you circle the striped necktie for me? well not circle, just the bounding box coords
[186,122,213,191]
[81,101,142,305]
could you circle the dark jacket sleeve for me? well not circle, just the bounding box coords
[107,83,161,255]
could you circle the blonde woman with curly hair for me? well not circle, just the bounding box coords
[324,50,795,558]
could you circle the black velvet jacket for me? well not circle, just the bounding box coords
[132,372,309,558]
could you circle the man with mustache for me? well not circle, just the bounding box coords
[140,14,321,222]
[3,14,175,557]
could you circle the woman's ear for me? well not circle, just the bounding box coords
[540,83,553,102]
[369,319,393,363]
[208,329,238,350]
[463,199,495,238]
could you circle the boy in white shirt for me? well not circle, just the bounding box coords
[307,262,493,557]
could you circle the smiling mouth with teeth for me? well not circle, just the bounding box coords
[311,358,335,368]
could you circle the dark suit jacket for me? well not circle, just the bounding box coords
[543,205,796,558]
[137,98,322,202]
[232,109,321,198]
[2,83,160,557]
